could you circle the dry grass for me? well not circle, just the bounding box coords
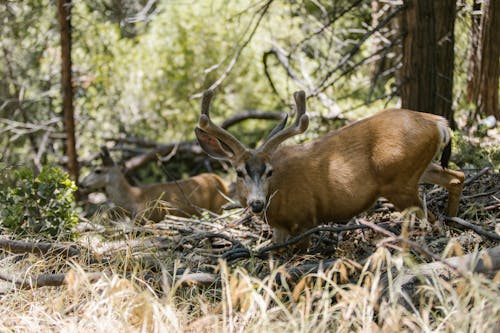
[0,247,498,332]
[0,170,499,332]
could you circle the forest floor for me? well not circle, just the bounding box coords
[0,166,498,332]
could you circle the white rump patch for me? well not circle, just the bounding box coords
[434,121,451,160]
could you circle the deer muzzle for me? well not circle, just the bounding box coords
[249,199,265,214]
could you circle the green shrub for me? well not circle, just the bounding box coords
[452,131,500,170]
[0,166,78,240]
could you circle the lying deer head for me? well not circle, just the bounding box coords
[80,146,121,191]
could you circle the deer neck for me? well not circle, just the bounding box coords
[104,172,140,213]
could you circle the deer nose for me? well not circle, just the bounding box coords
[249,200,265,213]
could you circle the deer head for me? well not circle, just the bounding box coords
[195,90,309,214]
[80,146,121,191]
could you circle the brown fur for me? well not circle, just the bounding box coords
[81,166,229,222]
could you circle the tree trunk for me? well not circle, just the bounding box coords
[475,0,500,120]
[57,0,79,185]
[434,0,456,128]
[400,0,437,115]
[401,0,457,126]
[466,0,482,104]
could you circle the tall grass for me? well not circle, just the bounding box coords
[0,245,498,332]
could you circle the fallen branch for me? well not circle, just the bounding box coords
[358,219,453,266]
[444,216,500,241]
[464,167,490,186]
[0,238,81,257]
[123,141,203,172]
[172,271,217,287]
[390,245,500,298]
[0,268,217,290]
[0,272,103,289]
[221,222,394,262]
[255,223,365,255]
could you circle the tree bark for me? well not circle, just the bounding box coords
[475,0,500,120]
[434,0,456,128]
[466,0,482,105]
[400,0,437,115]
[401,0,457,126]
[57,0,79,185]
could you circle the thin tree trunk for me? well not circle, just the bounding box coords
[57,0,79,185]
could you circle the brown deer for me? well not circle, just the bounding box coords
[80,147,229,222]
[195,90,464,244]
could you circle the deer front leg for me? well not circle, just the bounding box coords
[272,226,311,250]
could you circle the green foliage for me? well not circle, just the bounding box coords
[73,0,287,158]
[0,166,79,240]
[0,0,494,178]
[452,131,500,170]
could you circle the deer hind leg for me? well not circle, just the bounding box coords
[420,163,465,217]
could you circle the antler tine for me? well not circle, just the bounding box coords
[197,90,247,156]
[201,89,214,116]
[260,90,309,154]
[293,90,307,123]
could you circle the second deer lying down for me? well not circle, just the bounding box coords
[195,90,465,245]
[80,147,229,222]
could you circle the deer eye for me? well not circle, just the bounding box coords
[236,170,245,178]
[266,169,273,178]
[94,168,102,174]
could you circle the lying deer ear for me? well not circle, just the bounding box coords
[195,127,235,161]
[100,146,115,166]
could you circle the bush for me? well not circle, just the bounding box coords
[0,166,79,240]
[452,131,499,170]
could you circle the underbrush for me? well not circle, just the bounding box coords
[0,243,498,332]
[0,165,498,332]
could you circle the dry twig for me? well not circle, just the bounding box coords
[444,216,500,241]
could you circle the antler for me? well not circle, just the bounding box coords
[100,146,115,166]
[197,90,247,156]
[260,90,309,154]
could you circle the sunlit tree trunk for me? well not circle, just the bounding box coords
[57,0,79,185]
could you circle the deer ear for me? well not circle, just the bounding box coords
[195,127,235,161]
[100,146,115,166]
